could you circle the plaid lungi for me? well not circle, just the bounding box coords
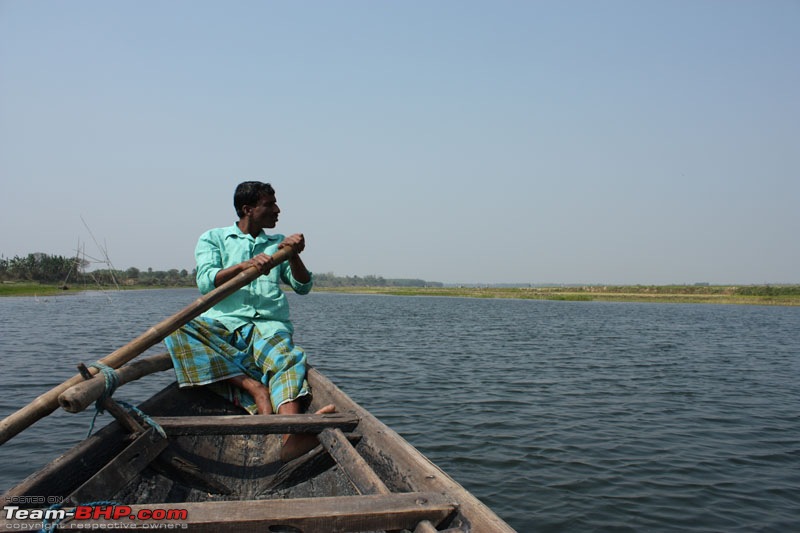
[164,317,310,414]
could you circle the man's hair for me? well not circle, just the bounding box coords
[234,181,275,217]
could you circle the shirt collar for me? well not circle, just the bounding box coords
[224,223,279,244]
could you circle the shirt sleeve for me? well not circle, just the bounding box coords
[279,261,314,295]
[195,231,223,294]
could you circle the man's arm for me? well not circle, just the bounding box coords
[213,254,274,288]
[211,232,308,288]
[287,254,311,284]
[280,233,311,285]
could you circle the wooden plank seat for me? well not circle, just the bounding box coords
[24,492,457,533]
[152,412,360,436]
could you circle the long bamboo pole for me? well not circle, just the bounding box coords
[0,245,296,445]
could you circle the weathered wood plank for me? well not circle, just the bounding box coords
[306,369,516,533]
[31,492,456,533]
[153,412,359,435]
[66,428,167,505]
[318,427,390,496]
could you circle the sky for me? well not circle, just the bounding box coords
[1,1,798,285]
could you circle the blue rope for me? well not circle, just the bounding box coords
[92,363,120,401]
[116,400,167,439]
[40,500,121,532]
[86,363,119,437]
[85,363,165,439]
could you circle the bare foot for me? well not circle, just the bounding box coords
[226,375,273,415]
[279,404,337,462]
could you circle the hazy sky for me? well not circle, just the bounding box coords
[1,1,797,285]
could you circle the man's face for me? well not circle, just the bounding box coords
[247,193,280,229]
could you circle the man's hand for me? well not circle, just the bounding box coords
[279,233,305,254]
[247,253,274,275]
[280,233,311,284]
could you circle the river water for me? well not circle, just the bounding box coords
[0,289,798,532]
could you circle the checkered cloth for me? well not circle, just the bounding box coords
[164,316,310,414]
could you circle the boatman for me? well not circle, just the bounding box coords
[164,181,334,461]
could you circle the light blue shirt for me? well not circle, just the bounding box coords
[195,224,313,338]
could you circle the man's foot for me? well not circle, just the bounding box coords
[280,404,337,462]
[226,375,273,415]
[315,404,337,415]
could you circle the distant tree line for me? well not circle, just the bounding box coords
[0,253,195,287]
[0,253,80,283]
[118,266,195,286]
[1,253,441,288]
[313,273,442,288]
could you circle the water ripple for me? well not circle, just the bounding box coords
[1,291,799,532]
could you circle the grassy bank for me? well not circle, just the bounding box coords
[0,282,72,297]
[0,282,188,297]
[3,281,799,306]
[317,285,800,306]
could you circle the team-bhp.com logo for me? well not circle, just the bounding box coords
[3,500,189,530]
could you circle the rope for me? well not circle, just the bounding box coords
[84,363,165,439]
[91,362,120,401]
[86,363,119,437]
[40,500,121,532]
[116,400,167,439]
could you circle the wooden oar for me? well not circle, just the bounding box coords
[0,245,297,446]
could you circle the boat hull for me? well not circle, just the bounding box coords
[2,369,515,532]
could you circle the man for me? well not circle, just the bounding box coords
[165,181,333,461]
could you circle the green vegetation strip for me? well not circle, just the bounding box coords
[3,282,799,306]
[0,283,69,297]
[317,285,800,306]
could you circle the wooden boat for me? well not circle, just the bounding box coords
[1,356,515,532]
[0,247,515,531]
